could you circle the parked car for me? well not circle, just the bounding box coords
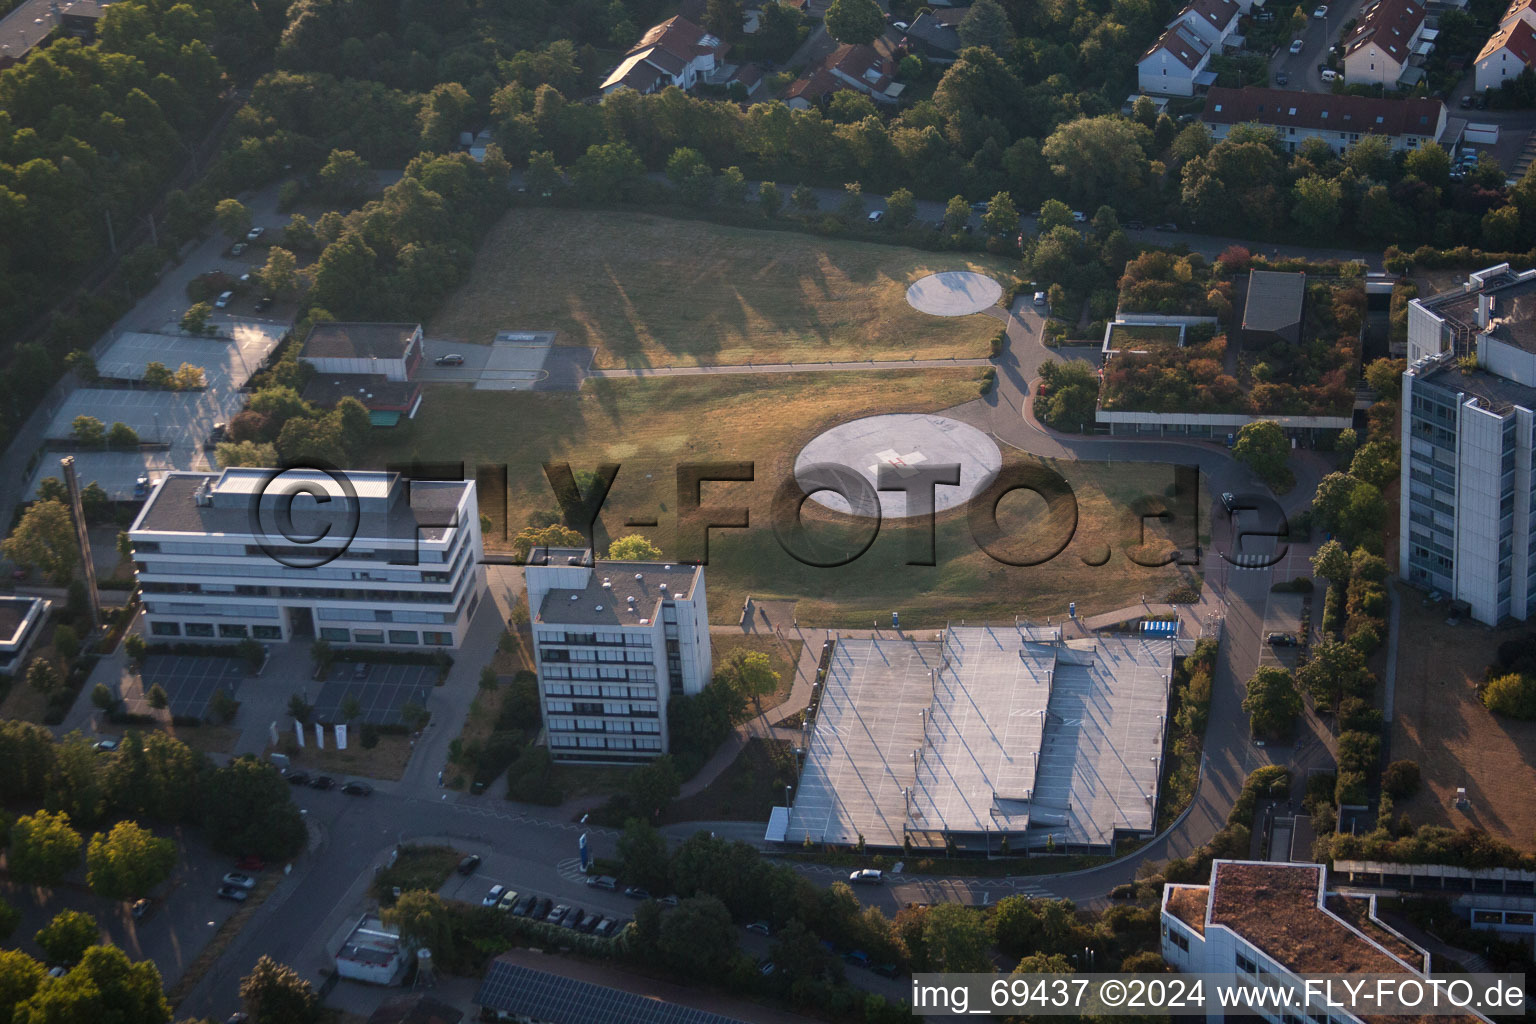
[578,913,601,934]
[284,769,310,786]
[1460,94,1473,108]
[221,872,256,889]
[230,242,246,257]
[512,895,536,917]
[844,950,872,969]
[1320,68,1338,82]
[308,775,335,790]
[1274,71,1289,85]
[531,897,554,920]
[1289,38,1305,53]
[849,869,884,885]
[893,20,908,30]
[1124,219,1145,230]
[217,885,249,902]
[594,917,619,938]
[746,920,772,936]
[1266,632,1298,646]
[1220,491,1238,513]
[546,904,570,926]
[758,958,776,977]
[352,661,369,680]
[1032,291,1047,305]
[254,295,274,312]
[92,738,119,753]
[1154,222,1178,232]
[131,899,151,920]
[457,855,481,875]
[496,889,519,912]
[623,886,651,900]
[482,885,506,907]
[867,210,883,223]
[341,781,373,796]
[1071,210,1086,223]
[874,962,901,978]
[214,290,234,308]
[435,353,465,366]
[1312,5,1328,15]
[658,895,680,907]
[586,875,617,891]
[246,226,264,241]
[970,200,990,212]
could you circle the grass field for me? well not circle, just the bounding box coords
[375,370,1203,626]
[429,209,1018,368]
[1390,591,1536,851]
[661,738,795,825]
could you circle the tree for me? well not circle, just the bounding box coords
[1349,439,1399,489]
[8,811,82,886]
[86,822,176,901]
[626,755,681,818]
[617,818,669,893]
[792,184,819,213]
[108,422,139,447]
[838,182,865,222]
[608,535,661,560]
[1295,637,1370,711]
[214,199,252,242]
[209,688,239,725]
[1292,175,1342,239]
[983,191,1019,234]
[824,0,883,44]
[511,524,584,561]
[1243,666,1302,738]
[63,350,97,384]
[887,187,917,228]
[1381,760,1421,799]
[146,685,169,711]
[1232,420,1290,488]
[26,659,59,696]
[958,0,1014,50]
[922,902,992,972]
[722,651,779,716]
[383,891,455,964]
[14,945,168,1024]
[1482,673,1536,719]
[0,948,44,1019]
[51,627,80,664]
[33,911,98,967]
[1404,142,1451,191]
[239,955,318,1024]
[943,194,969,233]
[1310,539,1351,586]
[757,181,782,219]
[90,684,117,715]
[70,416,105,447]
[1038,199,1074,233]
[171,363,205,390]
[717,167,748,207]
[1043,117,1152,208]
[317,149,372,203]
[260,247,297,297]
[203,757,307,860]
[658,896,737,975]
[179,303,212,336]
[573,141,645,202]
[216,441,278,469]
[524,151,561,196]
[1363,357,1405,401]
[704,0,745,38]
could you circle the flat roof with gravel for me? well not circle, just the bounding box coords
[786,627,1175,850]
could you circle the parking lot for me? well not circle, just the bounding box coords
[312,663,438,725]
[132,654,247,717]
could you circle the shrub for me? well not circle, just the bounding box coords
[1481,673,1536,719]
[1335,769,1368,806]
[1381,760,1421,799]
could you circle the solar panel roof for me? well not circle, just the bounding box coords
[475,961,752,1024]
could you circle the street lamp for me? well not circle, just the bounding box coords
[784,784,793,808]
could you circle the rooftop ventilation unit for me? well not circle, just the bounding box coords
[595,604,603,612]
[626,596,635,604]
[602,579,611,589]
[659,583,668,592]
[569,594,579,601]
[634,573,643,581]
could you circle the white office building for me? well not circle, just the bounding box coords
[525,548,710,764]
[128,468,486,647]
[1162,860,1492,1024]
[1400,264,1536,625]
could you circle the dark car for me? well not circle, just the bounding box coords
[217,885,249,902]
[531,897,554,920]
[131,899,151,920]
[341,781,373,796]
[1124,220,1145,230]
[308,775,335,790]
[578,913,602,934]
[457,855,481,875]
[1274,71,1289,85]
[1154,222,1178,232]
[562,909,586,931]
[236,855,265,872]
[874,962,901,978]
[1220,491,1238,513]
[623,886,650,900]
[586,875,617,890]
[435,354,465,366]
[1266,632,1298,647]
[746,921,772,935]
[512,895,536,917]
[255,295,273,312]
[594,917,618,938]
[284,769,309,786]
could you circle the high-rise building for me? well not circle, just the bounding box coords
[524,548,710,764]
[128,468,485,646]
[1400,264,1536,624]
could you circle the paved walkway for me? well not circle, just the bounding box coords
[586,356,993,378]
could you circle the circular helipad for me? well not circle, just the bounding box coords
[793,414,1002,519]
[905,271,1002,316]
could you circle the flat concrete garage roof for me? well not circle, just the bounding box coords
[24,449,211,502]
[96,322,284,391]
[785,627,1176,851]
[45,387,244,450]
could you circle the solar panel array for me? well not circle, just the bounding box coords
[475,962,751,1024]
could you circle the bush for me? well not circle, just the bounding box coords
[1271,576,1314,593]
[1381,760,1421,799]
[1335,769,1368,806]
[1481,673,1536,719]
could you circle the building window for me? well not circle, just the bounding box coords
[151,621,180,636]
[185,622,215,637]
[388,629,419,645]
[253,625,281,640]
[320,627,351,642]
[422,631,453,646]
[1236,953,1257,973]
[218,624,249,638]
[352,630,385,644]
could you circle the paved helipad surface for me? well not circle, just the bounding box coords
[905,271,1002,316]
[793,413,1002,518]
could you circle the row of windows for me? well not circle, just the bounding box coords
[543,682,658,699]
[316,607,448,624]
[536,630,650,647]
[549,735,664,751]
[547,717,662,734]
[145,602,280,619]
[541,665,657,682]
[150,621,282,640]
[541,648,653,664]
[545,700,660,717]
[316,626,454,645]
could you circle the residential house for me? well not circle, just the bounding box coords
[1242,269,1307,345]
[1162,860,1494,1024]
[903,7,966,61]
[1137,24,1215,96]
[1401,264,1536,626]
[600,16,727,95]
[1200,86,1448,154]
[525,547,711,764]
[1342,0,1430,88]
[784,41,905,108]
[1475,4,1536,93]
[128,468,487,647]
[1168,0,1242,48]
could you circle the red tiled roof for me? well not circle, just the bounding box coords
[1478,17,1536,65]
[1202,86,1444,138]
[1182,0,1240,31]
[1141,24,1211,69]
[1343,0,1426,63]
[784,67,842,103]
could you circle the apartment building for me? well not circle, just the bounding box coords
[1400,264,1536,625]
[128,468,486,647]
[524,548,710,764]
[1201,87,1448,155]
[1162,860,1492,1024]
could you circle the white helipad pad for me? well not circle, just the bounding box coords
[905,271,1002,316]
[795,413,1002,518]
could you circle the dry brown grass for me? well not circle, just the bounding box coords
[429,208,1018,368]
[710,634,802,715]
[1390,590,1536,850]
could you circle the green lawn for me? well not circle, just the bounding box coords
[429,208,1019,368]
